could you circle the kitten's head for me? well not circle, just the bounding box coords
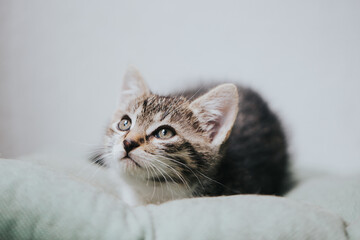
[104,67,238,189]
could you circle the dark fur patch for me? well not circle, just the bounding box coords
[89,152,107,167]
[142,99,148,113]
[147,175,185,184]
[173,84,293,196]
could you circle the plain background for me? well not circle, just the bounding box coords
[1,0,359,174]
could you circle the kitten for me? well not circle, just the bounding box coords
[92,67,291,206]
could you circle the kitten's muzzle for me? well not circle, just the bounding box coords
[123,139,140,153]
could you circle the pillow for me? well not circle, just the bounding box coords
[0,158,351,239]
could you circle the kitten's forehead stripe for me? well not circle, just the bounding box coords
[142,99,148,113]
[160,109,170,121]
[132,95,202,133]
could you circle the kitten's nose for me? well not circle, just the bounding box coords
[123,139,140,153]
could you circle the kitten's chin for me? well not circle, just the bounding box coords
[113,156,146,178]
[121,157,142,168]
[111,151,142,172]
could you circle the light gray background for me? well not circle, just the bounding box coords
[1,0,359,174]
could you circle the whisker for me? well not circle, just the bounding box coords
[186,86,204,102]
[89,151,110,167]
[147,160,176,200]
[146,158,190,201]
[149,162,169,201]
[144,161,151,186]
[157,155,204,191]
[162,155,241,194]
[151,158,192,193]
[145,161,163,200]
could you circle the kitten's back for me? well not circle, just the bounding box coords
[174,83,292,196]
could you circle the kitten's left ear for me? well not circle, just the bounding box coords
[190,84,239,146]
[118,66,150,107]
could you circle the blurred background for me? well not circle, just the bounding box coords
[1,0,359,174]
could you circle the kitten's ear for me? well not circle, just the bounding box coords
[118,66,150,107]
[190,84,239,146]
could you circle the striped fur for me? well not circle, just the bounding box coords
[93,68,292,205]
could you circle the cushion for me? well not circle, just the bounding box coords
[0,157,359,239]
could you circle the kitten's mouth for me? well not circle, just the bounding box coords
[121,154,142,168]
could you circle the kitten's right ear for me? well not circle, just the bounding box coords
[118,66,150,108]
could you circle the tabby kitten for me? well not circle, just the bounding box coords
[93,67,291,206]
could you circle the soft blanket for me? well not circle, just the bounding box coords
[0,157,359,239]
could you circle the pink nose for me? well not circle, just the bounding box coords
[123,139,140,153]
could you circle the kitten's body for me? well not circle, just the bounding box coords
[94,68,291,206]
[179,85,290,196]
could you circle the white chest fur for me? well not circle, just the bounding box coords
[109,168,193,206]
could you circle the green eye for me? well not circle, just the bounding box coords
[155,127,175,139]
[118,117,132,131]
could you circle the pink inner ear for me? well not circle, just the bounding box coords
[204,99,237,143]
[190,83,239,144]
[208,120,220,141]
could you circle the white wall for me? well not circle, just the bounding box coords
[1,0,359,174]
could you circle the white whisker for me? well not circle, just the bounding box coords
[152,158,191,192]
[145,161,162,200]
[157,154,204,191]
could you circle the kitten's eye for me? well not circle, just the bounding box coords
[155,127,175,139]
[117,116,132,131]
